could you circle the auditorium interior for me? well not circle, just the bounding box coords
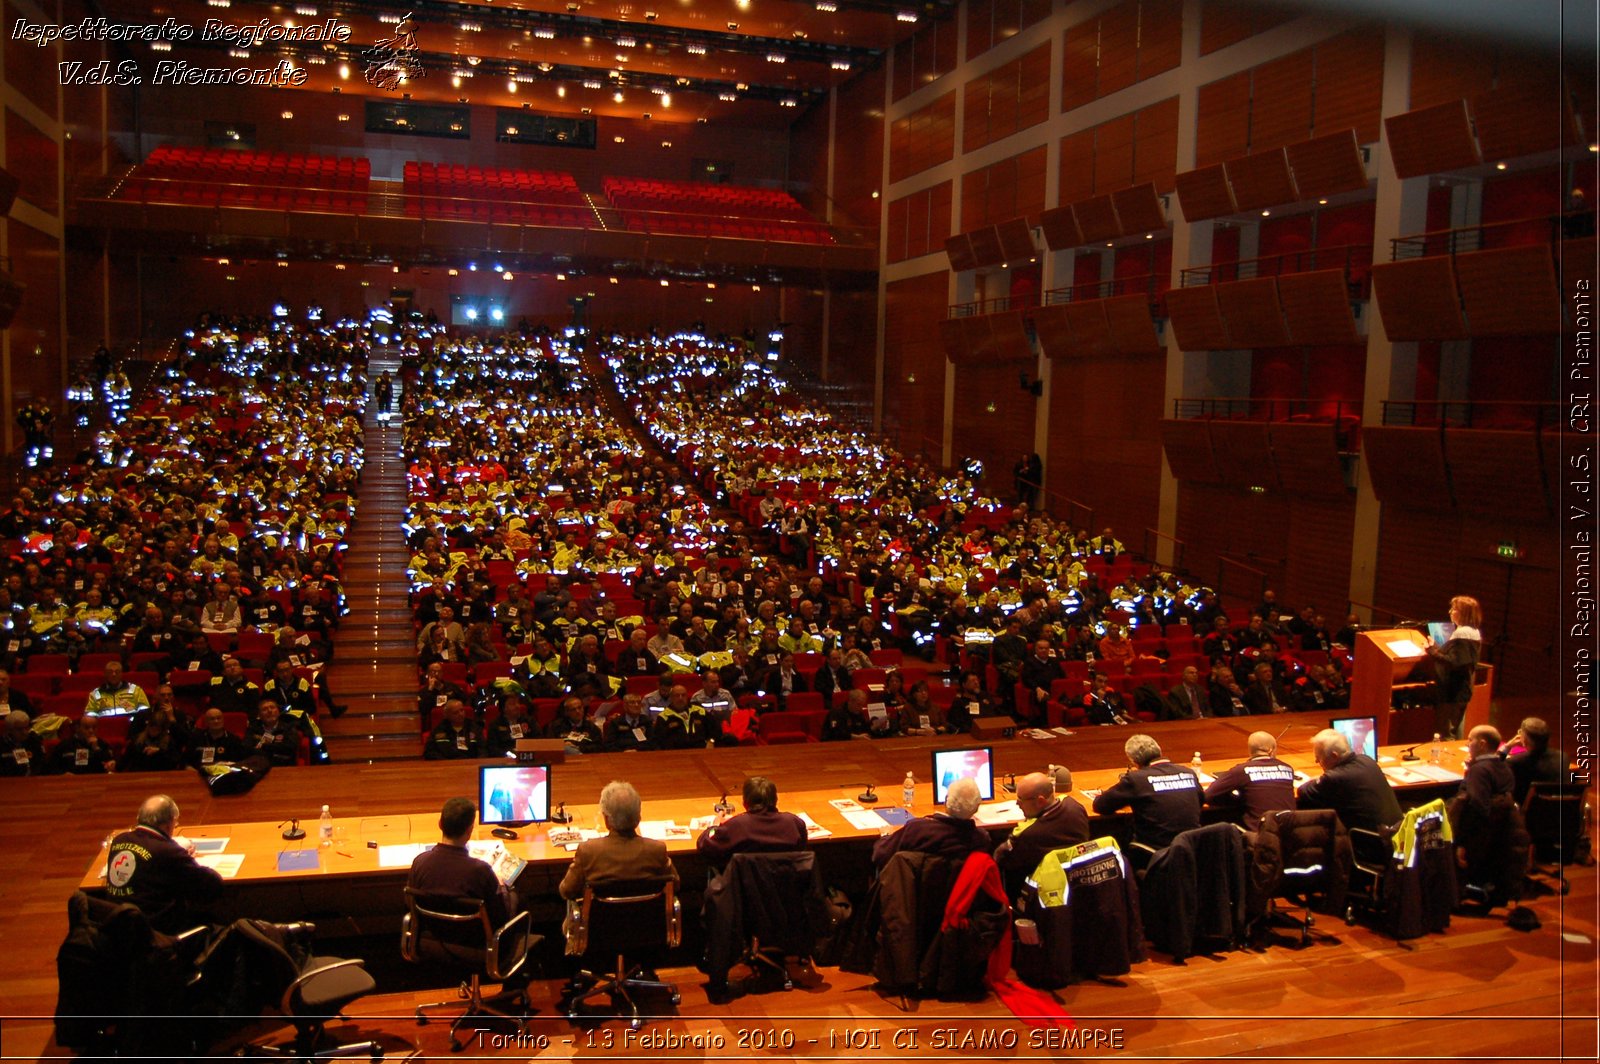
[0,0,1596,1059]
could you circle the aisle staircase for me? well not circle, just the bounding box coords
[319,353,421,762]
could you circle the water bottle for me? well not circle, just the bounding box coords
[902,772,916,811]
[1191,750,1203,771]
[319,804,334,847]
[1429,733,1442,765]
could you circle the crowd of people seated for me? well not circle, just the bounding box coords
[0,312,373,776]
[388,323,1409,761]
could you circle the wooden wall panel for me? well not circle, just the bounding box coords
[1061,18,1102,113]
[1278,269,1360,345]
[889,91,956,185]
[1062,301,1116,357]
[1371,257,1470,340]
[1446,429,1549,517]
[1362,426,1454,509]
[1283,496,1358,622]
[1408,35,1497,113]
[1074,194,1121,243]
[893,17,959,102]
[1196,71,1253,168]
[1097,0,1141,97]
[1286,130,1369,200]
[1209,422,1281,489]
[1312,28,1385,144]
[1175,483,1290,607]
[1112,183,1167,236]
[1103,294,1163,354]
[1472,80,1564,164]
[1093,114,1138,197]
[1039,205,1083,250]
[1249,48,1316,152]
[1225,148,1299,211]
[1161,420,1221,483]
[1174,163,1236,222]
[1165,285,1231,349]
[1456,245,1561,336]
[1132,97,1181,194]
[1216,277,1291,347]
[1059,128,1098,205]
[884,272,953,457]
[888,181,953,264]
[833,62,887,228]
[1269,421,1348,498]
[1138,0,1184,81]
[1385,100,1481,179]
[1047,344,1165,537]
[952,360,1040,494]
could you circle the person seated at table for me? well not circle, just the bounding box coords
[640,672,675,715]
[1018,639,1065,724]
[1505,716,1566,803]
[123,708,187,772]
[188,708,246,768]
[822,688,896,741]
[992,771,1090,896]
[811,648,853,709]
[408,797,517,926]
[653,684,721,749]
[696,775,808,868]
[247,699,302,766]
[425,698,485,760]
[418,660,470,726]
[1166,665,1209,720]
[1097,627,1137,674]
[899,680,953,736]
[0,710,43,777]
[104,794,223,933]
[604,693,656,752]
[1296,727,1401,834]
[1203,730,1297,831]
[1081,673,1133,725]
[689,669,736,722]
[546,695,603,755]
[871,776,992,869]
[760,650,809,709]
[558,780,679,900]
[1092,734,1203,866]
[1448,725,1515,839]
[612,627,661,680]
[49,714,117,774]
[208,656,262,718]
[1206,663,1247,717]
[485,695,537,757]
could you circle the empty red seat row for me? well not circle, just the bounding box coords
[602,176,833,245]
[120,145,370,214]
[401,161,588,225]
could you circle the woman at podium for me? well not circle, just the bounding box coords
[1426,595,1482,740]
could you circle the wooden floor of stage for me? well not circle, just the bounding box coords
[3,718,1597,1061]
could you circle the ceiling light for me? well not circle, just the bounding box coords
[377,13,401,23]
[459,21,482,32]
[583,80,602,89]
[646,11,658,21]
[1495,162,1507,170]
[660,279,669,286]
[610,277,619,284]
[1261,209,1270,216]
[393,265,400,273]
[832,60,851,71]
[642,112,652,119]
[816,0,837,9]
[295,5,319,15]
[661,94,671,107]
[337,113,349,122]
[281,110,294,119]
[1318,198,1328,205]
[661,140,672,147]
[217,257,230,265]
[448,268,458,276]
[728,22,739,31]
[766,53,786,64]
[557,273,567,281]
[581,107,591,114]
[466,56,481,65]
[150,41,171,51]
[719,92,737,101]
[617,36,636,48]
[736,82,749,91]
[228,49,250,58]
[897,10,919,22]
[535,28,556,40]
[556,85,566,97]
[334,263,345,270]
[206,0,230,7]
[737,0,750,8]
[538,62,553,73]
[687,44,706,55]
[752,284,761,291]
[1590,144,1599,153]
[781,98,798,107]
[1145,233,1153,239]
[503,271,513,280]
[613,91,624,103]
[505,126,518,135]
[451,74,462,87]
[508,80,517,92]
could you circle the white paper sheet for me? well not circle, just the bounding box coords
[196,853,244,878]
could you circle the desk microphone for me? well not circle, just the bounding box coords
[279,818,306,841]
[549,801,572,825]
[1002,772,1017,795]
[856,783,879,804]
[1399,744,1421,762]
[713,793,734,815]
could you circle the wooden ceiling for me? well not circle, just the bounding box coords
[102,0,955,123]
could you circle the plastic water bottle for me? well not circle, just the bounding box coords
[319,804,334,847]
[1191,750,1203,771]
[902,772,916,811]
[1429,733,1442,765]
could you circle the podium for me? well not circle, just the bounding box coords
[1352,630,1495,744]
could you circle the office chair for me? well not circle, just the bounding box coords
[1346,801,1456,939]
[701,851,822,995]
[1522,781,1587,896]
[401,889,536,1052]
[562,878,681,1030]
[228,918,381,1060]
[1456,792,1529,911]
[1263,809,1351,948]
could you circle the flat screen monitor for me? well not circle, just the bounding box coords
[479,763,551,827]
[932,746,995,805]
[1331,716,1378,760]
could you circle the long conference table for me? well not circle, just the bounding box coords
[73,709,1473,928]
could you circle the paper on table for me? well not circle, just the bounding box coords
[1024,728,1055,740]
[1051,727,1075,737]
[377,842,433,869]
[1386,638,1424,657]
[837,806,884,831]
[196,853,244,878]
[829,798,864,812]
[798,811,833,840]
[191,837,231,854]
[1407,763,1464,783]
[973,800,1021,827]
[1382,766,1432,786]
[637,821,692,841]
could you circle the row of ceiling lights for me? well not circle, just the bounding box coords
[213,257,766,291]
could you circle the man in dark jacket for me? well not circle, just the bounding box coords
[1093,734,1203,863]
[1506,716,1566,803]
[1449,725,1515,832]
[104,794,224,933]
[872,777,992,868]
[1297,728,1401,832]
[993,771,1090,895]
[1204,730,1298,830]
[696,775,808,868]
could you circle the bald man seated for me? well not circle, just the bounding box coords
[1202,731,1298,831]
[992,770,1091,896]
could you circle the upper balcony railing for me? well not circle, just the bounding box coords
[1180,243,1373,297]
[946,293,1039,318]
[1380,399,1562,429]
[1390,211,1595,261]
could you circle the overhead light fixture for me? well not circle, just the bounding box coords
[556,273,567,281]
[613,91,624,103]
[451,74,462,87]
[646,12,658,21]
[583,80,602,89]
[281,110,294,119]
[459,21,482,32]
[766,53,786,64]
[538,62,553,72]
[507,80,517,92]
[217,257,230,265]
[752,284,761,291]
[609,277,619,283]
[534,28,556,39]
[617,36,636,48]
[719,92,737,101]
[556,85,566,97]
[660,279,669,286]
[897,10,919,22]
[503,271,513,280]
[1318,198,1328,205]
[150,41,171,52]
[1145,233,1153,239]
[466,56,481,65]
[832,60,851,71]
[1261,209,1270,216]
[448,268,458,276]
[1495,162,1508,170]
[661,93,671,107]
[728,22,739,31]
[781,98,798,107]
[661,140,672,147]
[334,263,345,270]
[816,0,837,9]
[337,113,349,122]
[686,44,706,55]
[295,5,319,15]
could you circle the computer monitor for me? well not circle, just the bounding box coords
[932,746,995,805]
[479,763,551,828]
[1330,716,1378,760]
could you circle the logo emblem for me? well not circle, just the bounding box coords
[108,850,137,888]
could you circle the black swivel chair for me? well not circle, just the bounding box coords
[400,889,536,1052]
[228,919,381,1060]
[1262,809,1352,948]
[562,878,682,1030]
[1522,781,1587,896]
[700,850,822,994]
[1346,801,1456,939]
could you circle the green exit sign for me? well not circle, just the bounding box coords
[1496,541,1520,559]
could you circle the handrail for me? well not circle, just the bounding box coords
[1040,488,1093,531]
[1180,243,1372,288]
[1042,272,1166,305]
[1217,555,1270,607]
[1380,399,1561,429]
[947,293,1039,318]
[1143,527,1185,571]
[1171,398,1361,453]
[1390,211,1595,261]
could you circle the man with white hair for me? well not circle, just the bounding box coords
[104,794,224,932]
[1093,734,1203,862]
[1296,727,1401,833]
[558,780,678,899]
[1203,730,1298,830]
[871,775,993,869]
